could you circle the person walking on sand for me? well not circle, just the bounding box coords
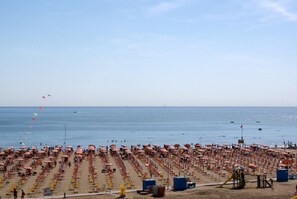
[13,188,17,199]
[21,189,25,199]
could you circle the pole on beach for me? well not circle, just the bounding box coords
[64,124,66,150]
[241,125,243,139]
[238,125,244,146]
[167,157,170,190]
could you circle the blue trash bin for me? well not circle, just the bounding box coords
[277,168,288,182]
[173,176,187,191]
[142,178,156,191]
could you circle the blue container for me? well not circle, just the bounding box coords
[142,179,156,191]
[277,168,288,182]
[173,176,187,191]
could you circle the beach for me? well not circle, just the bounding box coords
[1,143,297,198]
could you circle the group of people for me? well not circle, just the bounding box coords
[13,188,25,199]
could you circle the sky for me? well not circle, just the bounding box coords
[0,0,297,106]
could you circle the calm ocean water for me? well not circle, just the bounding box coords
[0,107,296,148]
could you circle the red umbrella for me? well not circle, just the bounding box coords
[248,163,257,169]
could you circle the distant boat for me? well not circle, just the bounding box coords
[230,121,235,123]
[256,121,261,123]
[73,111,77,113]
[258,128,262,131]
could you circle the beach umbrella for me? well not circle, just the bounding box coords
[160,149,168,153]
[24,166,32,170]
[125,149,132,154]
[88,145,95,151]
[184,144,191,148]
[105,162,112,166]
[137,150,145,154]
[183,154,191,158]
[248,163,257,169]
[62,155,69,158]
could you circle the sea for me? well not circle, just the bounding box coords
[0,107,296,149]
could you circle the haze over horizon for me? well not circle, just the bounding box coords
[1,0,297,106]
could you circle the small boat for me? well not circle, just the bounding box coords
[230,121,235,123]
[258,128,262,131]
[73,111,77,113]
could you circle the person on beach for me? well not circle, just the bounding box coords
[13,188,17,199]
[21,189,25,199]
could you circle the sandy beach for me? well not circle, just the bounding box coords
[1,143,297,198]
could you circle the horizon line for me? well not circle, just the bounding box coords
[0,105,296,108]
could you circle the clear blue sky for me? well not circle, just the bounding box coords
[1,0,297,106]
